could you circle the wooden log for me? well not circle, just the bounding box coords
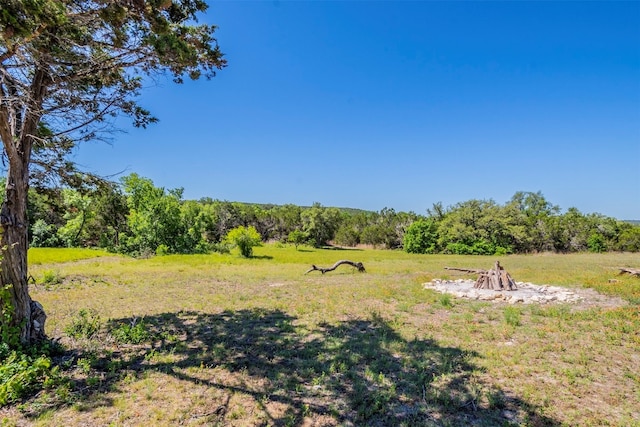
[444,267,488,274]
[618,267,640,277]
[445,262,518,290]
[489,269,500,290]
[305,260,366,275]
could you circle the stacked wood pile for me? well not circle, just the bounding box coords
[445,261,518,291]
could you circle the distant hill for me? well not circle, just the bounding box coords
[624,220,640,225]
[195,198,375,215]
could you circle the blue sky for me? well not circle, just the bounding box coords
[74,1,640,220]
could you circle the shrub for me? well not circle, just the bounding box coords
[0,352,59,405]
[403,219,438,254]
[224,226,262,258]
[155,244,170,256]
[0,341,66,406]
[587,233,606,253]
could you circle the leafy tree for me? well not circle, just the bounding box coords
[616,223,640,252]
[334,224,360,247]
[121,174,187,256]
[287,230,309,250]
[360,224,388,248]
[272,204,303,242]
[30,219,60,248]
[56,189,94,247]
[0,1,225,343]
[403,219,438,254]
[224,226,262,258]
[301,203,342,247]
[93,184,129,249]
[508,191,559,252]
[436,199,519,255]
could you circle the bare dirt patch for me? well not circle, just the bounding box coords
[423,279,628,309]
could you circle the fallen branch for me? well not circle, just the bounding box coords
[305,260,366,275]
[618,267,640,277]
[444,267,488,274]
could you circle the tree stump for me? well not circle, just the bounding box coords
[445,261,517,291]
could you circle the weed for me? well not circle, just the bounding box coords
[0,351,66,405]
[76,357,92,374]
[110,319,152,344]
[64,309,102,339]
[39,270,63,286]
[439,293,454,308]
[503,306,522,327]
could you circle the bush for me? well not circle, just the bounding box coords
[224,226,262,258]
[587,233,606,253]
[445,241,508,255]
[616,226,640,252]
[155,244,170,256]
[403,219,438,254]
[0,341,66,406]
[0,352,58,405]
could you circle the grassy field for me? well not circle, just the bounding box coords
[1,246,639,426]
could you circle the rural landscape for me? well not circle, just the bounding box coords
[1,1,639,427]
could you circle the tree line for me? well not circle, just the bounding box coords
[19,174,640,256]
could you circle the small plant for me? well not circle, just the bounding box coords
[212,241,232,254]
[224,226,262,258]
[64,309,102,339]
[0,286,21,349]
[110,319,151,344]
[287,230,309,250]
[40,269,62,286]
[503,306,521,327]
[439,293,453,308]
[76,357,92,374]
[0,351,65,405]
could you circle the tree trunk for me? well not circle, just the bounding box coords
[0,67,49,345]
[0,159,34,344]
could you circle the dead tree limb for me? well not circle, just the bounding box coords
[305,260,366,275]
[618,267,640,277]
[444,267,488,274]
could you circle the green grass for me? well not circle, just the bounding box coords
[3,246,638,426]
[28,248,116,266]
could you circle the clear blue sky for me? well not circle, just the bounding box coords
[74,1,640,220]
